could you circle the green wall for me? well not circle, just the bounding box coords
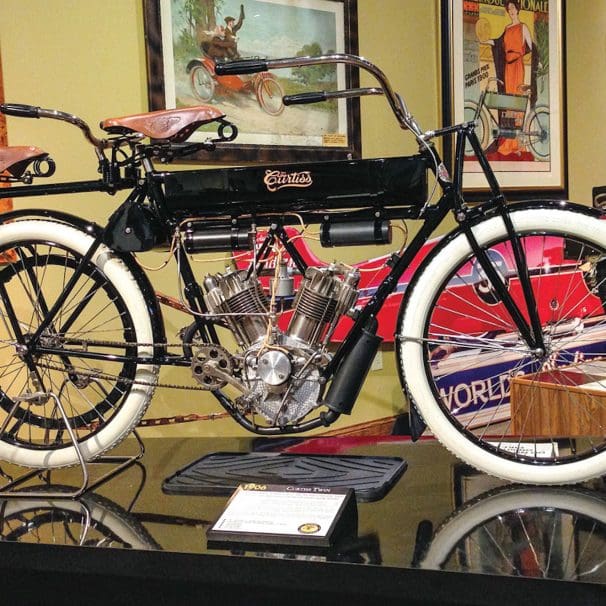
[0,1,600,436]
[565,0,606,204]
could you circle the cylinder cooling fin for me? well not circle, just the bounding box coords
[287,265,359,345]
[203,270,269,346]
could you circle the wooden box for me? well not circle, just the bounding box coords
[510,359,606,437]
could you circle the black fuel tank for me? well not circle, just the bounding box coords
[162,155,428,221]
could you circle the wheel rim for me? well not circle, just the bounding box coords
[0,240,138,451]
[190,65,214,102]
[1,491,159,549]
[422,228,606,467]
[257,78,284,116]
[423,486,606,581]
[527,108,550,159]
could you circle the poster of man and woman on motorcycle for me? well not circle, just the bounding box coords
[447,0,564,191]
[156,0,351,151]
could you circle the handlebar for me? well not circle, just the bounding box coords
[215,53,423,136]
[283,92,327,106]
[1,103,107,151]
[1,103,41,119]
[283,87,383,106]
[215,59,268,75]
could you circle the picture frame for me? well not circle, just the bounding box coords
[143,0,360,164]
[441,0,567,195]
[0,47,13,214]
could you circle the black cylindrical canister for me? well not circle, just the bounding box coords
[320,219,392,247]
[184,226,253,253]
[323,324,383,415]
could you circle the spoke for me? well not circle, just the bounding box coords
[0,238,139,451]
[422,227,606,469]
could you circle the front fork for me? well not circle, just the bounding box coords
[456,124,546,353]
[459,213,546,352]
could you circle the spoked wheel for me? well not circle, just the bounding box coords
[399,207,606,484]
[255,76,284,116]
[0,220,157,468]
[422,485,606,581]
[525,105,550,160]
[0,491,159,549]
[190,64,215,102]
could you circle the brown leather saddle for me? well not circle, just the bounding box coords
[100,105,225,143]
[0,145,49,178]
[0,106,228,179]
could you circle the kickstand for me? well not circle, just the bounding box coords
[0,392,144,499]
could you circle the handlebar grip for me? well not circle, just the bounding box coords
[214,59,268,75]
[0,103,41,118]
[283,92,327,106]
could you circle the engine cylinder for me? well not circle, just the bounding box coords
[203,270,269,346]
[287,266,359,345]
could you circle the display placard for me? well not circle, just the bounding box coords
[207,483,357,551]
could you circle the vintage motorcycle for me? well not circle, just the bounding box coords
[464,77,550,159]
[0,54,606,485]
[187,52,284,116]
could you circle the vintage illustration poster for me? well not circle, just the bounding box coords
[157,0,349,151]
[0,46,13,214]
[450,0,564,190]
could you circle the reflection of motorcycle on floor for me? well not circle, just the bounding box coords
[0,488,161,550]
[419,483,606,583]
[186,54,285,116]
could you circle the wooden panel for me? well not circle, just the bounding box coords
[511,364,606,437]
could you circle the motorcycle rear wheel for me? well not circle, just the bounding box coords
[0,220,157,468]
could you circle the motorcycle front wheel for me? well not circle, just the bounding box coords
[398,206,606,484]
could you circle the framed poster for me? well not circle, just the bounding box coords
[441,0,566,194]
[0,46,13,214]
[143,0,360,163]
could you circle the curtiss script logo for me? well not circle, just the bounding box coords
[264,169,313,192]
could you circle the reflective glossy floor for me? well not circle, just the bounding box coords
[0,436,604,605]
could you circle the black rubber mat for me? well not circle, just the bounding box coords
[163,452,407,502]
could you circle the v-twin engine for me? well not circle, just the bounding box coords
[198,264,360,425]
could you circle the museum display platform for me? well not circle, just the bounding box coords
[0,435,604,605]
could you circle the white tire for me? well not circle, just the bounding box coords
[400,207,606,484]
[1,492,159,549]
[0,220,157,468]
[422,485,606,576]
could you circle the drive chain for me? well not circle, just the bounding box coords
[32,338,233,426]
